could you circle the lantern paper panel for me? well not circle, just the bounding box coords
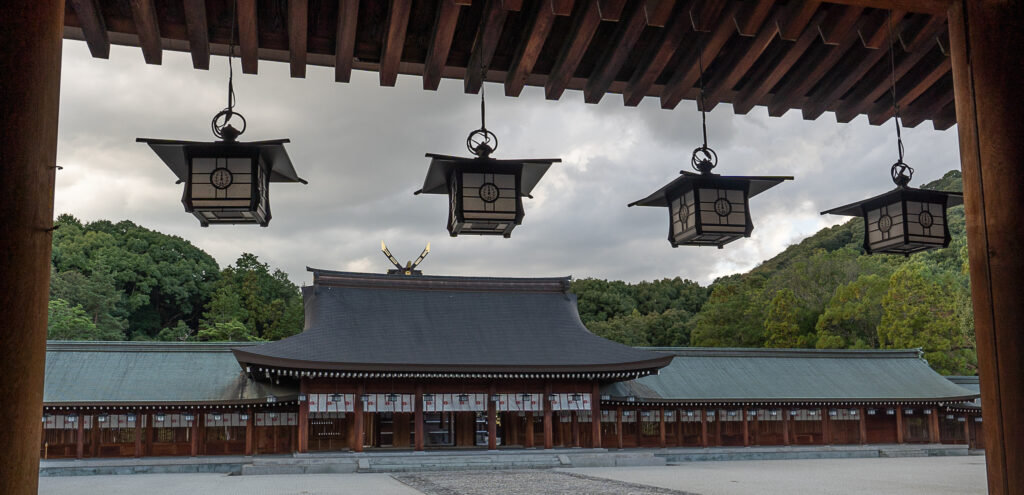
[823,186,961,255]
[448,170,521,237]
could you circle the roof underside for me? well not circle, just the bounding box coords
[63,0,956,130]
[602,347,980,403]
[232,270,673,373]
[44,341,294,405]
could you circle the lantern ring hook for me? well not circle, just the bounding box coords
[212,109,247,141]
[890,159,913,187]
[467,128,498,158]
[691,146,718,175]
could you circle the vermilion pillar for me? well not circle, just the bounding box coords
[543,384,553,449]
[949,2,1024,493]
[0,2,63,494]
[896,409,904,444]
[590,382,601,449]
[353,387,364,452]
[414,384,424,452]
[487,385,497,450]
[297,380,308,453]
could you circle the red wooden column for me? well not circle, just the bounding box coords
[822,410,832,445]
[590,383,601,448]
[414,384,424,452]
[858,407,868,445]
[244,408,254,456]
[928,410,941,444]
[700,410,708,448]
[616,406,623,449]
[658,407,666,448]
[782,408,790,446]
[896,408,904,444]
[134,414,143,457]
[75,415,84,459]
[297,380,309,453]
[487,385,497,450]
[570,411,579,447]
[145,412,154,456]
[543,384,553,449]
[0,2,63,493]
[190,413,200,457]
[742,407,750,447]
[949,2,1024,492]
[963,417,972,447]
[353,387,364,452]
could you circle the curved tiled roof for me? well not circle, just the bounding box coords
[602,347,980,404]
[232,270,672,374]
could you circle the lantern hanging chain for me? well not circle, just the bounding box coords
[887,11,911,186]
[467,64,497,156]
[212,0,247,140]
[691,14,717,175]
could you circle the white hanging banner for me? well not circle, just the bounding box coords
[550,393,592,411]
[422,393,487,412]
[310,393,355,413]
[495,393,542,412]
[363,394,414,413]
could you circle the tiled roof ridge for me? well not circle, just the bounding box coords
[638,347,926,359]
[307,268,572,293]
[46,341,261,353]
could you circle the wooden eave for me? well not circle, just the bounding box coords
[62,0,956,129]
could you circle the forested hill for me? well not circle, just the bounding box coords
[575,170,975,375]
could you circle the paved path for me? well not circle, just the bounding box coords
[39,455,988,495]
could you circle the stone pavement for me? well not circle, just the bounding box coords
[39,455,988,495]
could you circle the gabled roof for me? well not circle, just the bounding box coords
[232,270,672,374]
[44,341,295,406]
[602,347,980,403]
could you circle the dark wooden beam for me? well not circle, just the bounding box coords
[380,0,413,87]
[129,0,161,65]
[660,3,740,110]
[551,0,575,16]
[735,0,775,36]
[767,6,865,117]
[818,4,866,45]
[802,9,899,120]
[237,0,259,74]
[704,15,778,111]
[335,0,359,83]
[465,0,509,94]
[895,80,953,128]
[732,10,827,114]
[623,1,693,106]
[502,0,524,11]
[822,0,950,16]
[779,0,820,41]
[182,0,209,70]
[288,0,308,78]
[505,0,561,97]
[598,0,629,21]
[68,0,109,58]
[423,0,462,90]
[643,0,677,27]
[868,56,951,124]
[930,98,956,130]
[584,1,648,103]
[835,14,947,122]
[861,10,906,49]
[545,0,601,100]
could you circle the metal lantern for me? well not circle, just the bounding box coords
[822,163,962,255]
[239,412,250,422]
[67,412,78,422]
[489,394,500,403]
[98,413,109,423]
[126,412,137,422]
[386,393,400,403]
[330,393,343,402]
[212,412,223,422]
[423,393,436,403]
[154,412,165,422]
[458,394,470,404]
[416,72,558,238]
[183,413,195,422]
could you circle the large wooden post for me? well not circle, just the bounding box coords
[190,413,200,457]
[145,412,154,456]
[742,407,749,447]
[0,2,63,493]
[543,384,553,449]
[244,408,254,456]
[570,411,579,447]
[524,411,534,448]
[896,408,904,444]
[928,410,941,444]
[782,408,790,446]
[700,410,708,448]
[75,415,84,459]
[858,407,868,445]
[591,383,601,448]
[297,381,308,453]
[353,387,364,452]
[659,407,666,448]
[948,2,1024,492]
[616,406,623,449]
[822,410,831,445]
[963,418,972,447]
[487,385,497,450]
[414,384,424,452]
[134,415,143,458]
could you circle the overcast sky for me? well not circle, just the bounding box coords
[55,41,963,286]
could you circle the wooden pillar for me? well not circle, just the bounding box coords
[658,407,666,448]
[134,414,143,458]
[75,414,84,459]
[616,406,623,449]
[782,408,790,446]
[928,410,941,444]
[964,417,972,447]
[91,416,99,458]
[0,2,63,493]
[742,407,749,447]
[353,387,364,452]
[525,411,534,448]
[591,383,601,449]
[543,384,553,449]
[858,407,868,445]
[822,410,831,445]
[896,408,904,444]
[244,408,254,456]
[297,381,308,453]
[414,384,424,452]
[700,410,708,448]
[487,385,497,450]
[145,412,154,456]
[715,411,722,446]
[190,413,199,457]
[949,2,1024,493]
[675,409,683,447]
[570,411,579,447]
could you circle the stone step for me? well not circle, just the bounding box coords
[879,449,928,458]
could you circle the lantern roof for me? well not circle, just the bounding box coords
[136,137,307,184]
[628,171,793,207]
[416,153,559,196]
[821,186,964,217]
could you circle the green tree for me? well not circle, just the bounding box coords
[202,253,304,340]
[195,320,263,342]
[764,289,809,348]
[49,267,127,339]
[689,276,768,347]
[47,299,122,340]
[815,274,889,349]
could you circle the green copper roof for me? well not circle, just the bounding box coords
[44,341,295,405]
[602,348,980,403]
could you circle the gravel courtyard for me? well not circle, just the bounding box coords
[38,455,987,495]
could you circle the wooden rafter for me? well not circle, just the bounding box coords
[660,3,741,110]
[735,0,775,36]
[545,0,601,100]
[779,0,821,41]
[505,0,563,97]
[128,0,161,65]
[868,55,951,124]
[380,0,413,87]
[900,82,953,128]
[183,0,210,70]
[643,0,677,27]
[237,0,259,74]
[423,0,463,90]
[465,0,510,94]
[598,0,629,21]
[584,1,648,104]
[703,14,779,111]
[623,0,693,106]
[288,0,308,78]
[335,0,359,83]
[68,0,110,59]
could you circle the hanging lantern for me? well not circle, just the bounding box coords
[629,29,790,248]
[97,413,109,423]
[822,14,961,255]
[423,393,436,403]
[386,393,400,403]
[67,412,78,422]
[183,413,195,422]
[126,412,137,423]
[212,412,223,422]
[330,393,343,403]
[416,68,558,237]
[154,412,165,422]
[239,412,250,422]
[458,394,470,404]
[137,27,305,227]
